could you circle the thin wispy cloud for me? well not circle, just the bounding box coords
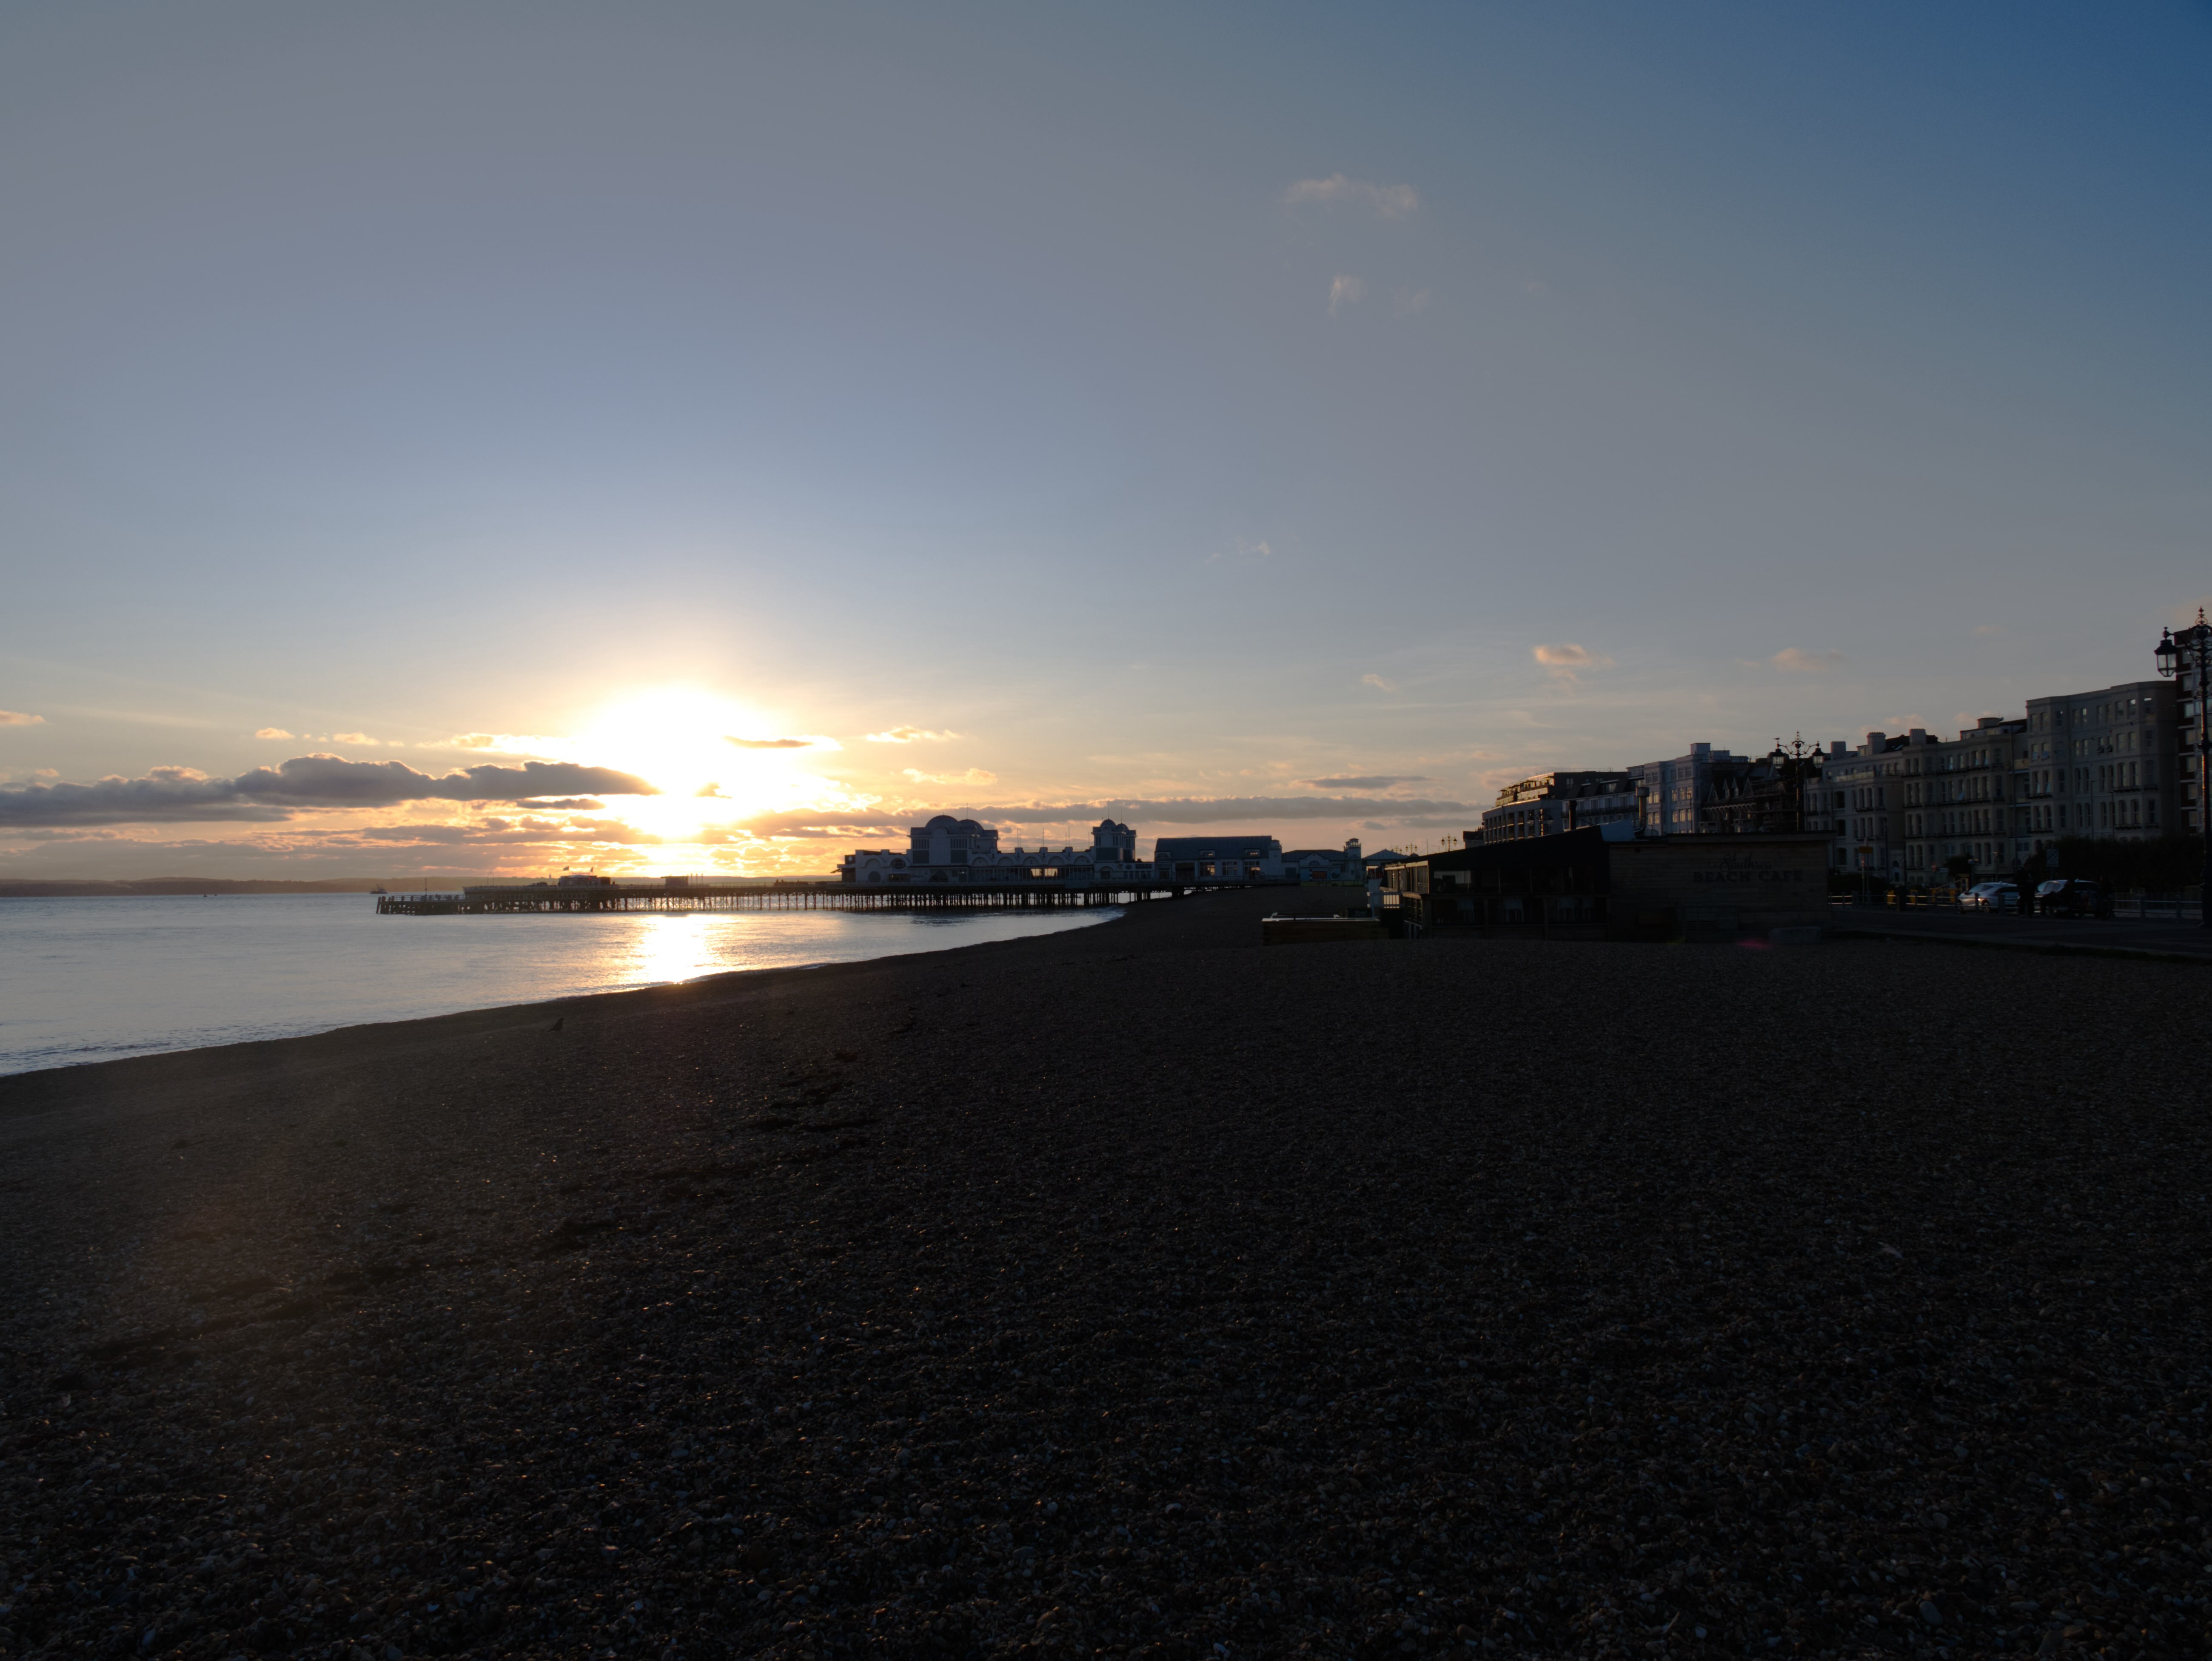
[443,732,570,755]
[981,795,1474,825]
[865,726,956,744]
[1283,174,1419,217]
[730,796,1474,840]
[726,734,839,751]
[1769,647,1844,673]
[1360,673,1397,693]
[902,767,998,787]
[331,731,379,746]
[1532,643,1613,682]
[1307,775,1429,789]
[0,710,45,727]
[1393,288,1431,315]
[254,727,294,740]
[1328,275,1365,314]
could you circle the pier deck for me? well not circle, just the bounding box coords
[374,882,1247,915]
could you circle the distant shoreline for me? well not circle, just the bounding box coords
[0,877,440,898]
[1,876,839,898]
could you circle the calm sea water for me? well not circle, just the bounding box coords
[0,894,1117,1076]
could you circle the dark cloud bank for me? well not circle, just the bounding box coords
[0,756,656,828]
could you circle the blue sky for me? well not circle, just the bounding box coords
[3,2,2208,874]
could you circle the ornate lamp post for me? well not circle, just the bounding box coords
[2155,610,2212,929]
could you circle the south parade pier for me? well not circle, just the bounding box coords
[373,877,1234,916]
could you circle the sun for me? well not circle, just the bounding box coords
[577,688,831,844]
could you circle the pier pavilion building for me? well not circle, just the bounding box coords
[839,816,1143,886]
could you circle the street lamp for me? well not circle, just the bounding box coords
[2155,610,2212,930]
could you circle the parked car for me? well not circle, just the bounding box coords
[2035,878,2112,918]
[1958,882,2019,913]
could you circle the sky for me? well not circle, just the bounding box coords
[3,1,2209,877]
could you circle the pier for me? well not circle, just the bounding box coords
[373,881,1248,916]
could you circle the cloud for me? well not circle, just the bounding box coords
[971,796,1475,825]
[0,773,292,827]
[1769,647,1844,673]
[516,796,604,811]
[232,756,657,807]
[1393,288,1431,315]
[330,731,380,745]
[0,710,44,727]
[1360,674,1397,693]
[865,727,956,744]
[1532,642,1606,670]
[712,796,1473,842]
[726,735,812,750]
[441,732,570,755]
[702,811,912,842]
[1328,274,1364,314]
[0,754,658,827]
[254,727,294,740]
[901,768,998,787]
[1532,642,1614,683]
[1307,775,1430,789]
[342,815,663,848]
[1284,174,1419,217]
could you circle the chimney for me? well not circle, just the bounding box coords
[1864,731,1887,754]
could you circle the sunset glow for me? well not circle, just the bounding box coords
[552,688,832,859]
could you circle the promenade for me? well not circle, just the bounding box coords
[1830,906,2212,964]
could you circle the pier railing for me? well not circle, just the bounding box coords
[373,881,1246,915]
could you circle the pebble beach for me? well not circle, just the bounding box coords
[1,891,2206,1661]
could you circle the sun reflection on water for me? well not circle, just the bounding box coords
[633,913,720,984]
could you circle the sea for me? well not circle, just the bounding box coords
[0,894,1117,1076]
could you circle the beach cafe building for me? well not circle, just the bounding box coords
[1151,835,1286,882]
[1380,827,1830,942]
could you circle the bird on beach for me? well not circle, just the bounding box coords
[548,1016,564,1032]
